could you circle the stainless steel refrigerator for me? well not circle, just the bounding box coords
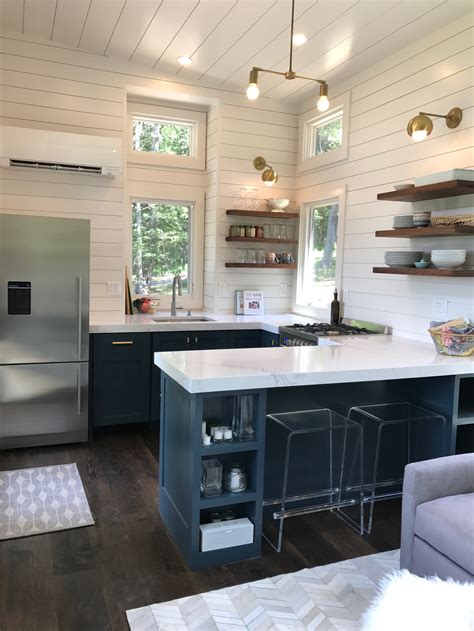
[0,214,90,449]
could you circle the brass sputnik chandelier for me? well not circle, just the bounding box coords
[246,0,329,112]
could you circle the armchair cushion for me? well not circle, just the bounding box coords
[415,493,474,575]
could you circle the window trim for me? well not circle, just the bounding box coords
[293,188,346,320]
[126,187,204,310]
[128,101,206,171]
[298,91,350,174]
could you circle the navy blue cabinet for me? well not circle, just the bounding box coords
[228,330,262,348]
[262,331,280,347]
[92,333,151,427]
[92,329,264,426]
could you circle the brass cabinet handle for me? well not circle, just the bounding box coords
[112,341,134,345]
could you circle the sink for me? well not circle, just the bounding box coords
[151,316,215,323]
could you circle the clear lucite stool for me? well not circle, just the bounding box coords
[262,408,364,552]
[348,402,447,533]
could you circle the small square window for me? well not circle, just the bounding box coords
[132,117,193,157]
[305,108,343,159]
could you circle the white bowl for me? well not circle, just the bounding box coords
[394,184,415,190]
[431,250,466,256]
[267,198,290,210]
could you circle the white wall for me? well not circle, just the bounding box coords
[0,34,299,320]
[296,15,474,341]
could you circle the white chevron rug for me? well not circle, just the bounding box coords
[127,549,400,630]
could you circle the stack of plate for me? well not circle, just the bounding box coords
[431,250,466,269]
[385,251,423,267]
[393,215,414,229]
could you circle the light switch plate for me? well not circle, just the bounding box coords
[279,284,289,297]
[107,281,122,297]
[432,299,448,319]
[343,289,349,302]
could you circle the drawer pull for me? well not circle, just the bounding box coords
[112,341,134,345]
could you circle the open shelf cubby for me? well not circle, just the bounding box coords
[373,266,474,277]
[375,225,474,238]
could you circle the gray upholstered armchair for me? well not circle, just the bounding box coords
[400,453,474,583]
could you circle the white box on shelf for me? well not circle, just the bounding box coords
[243,291,264,315]
[200,517,254,552]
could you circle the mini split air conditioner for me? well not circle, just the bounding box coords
[0,126,122,178]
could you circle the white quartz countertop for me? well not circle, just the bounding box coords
[89,312,315,334]
[154,335,473,393]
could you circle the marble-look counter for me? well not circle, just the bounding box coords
[154,335,473,393]
[89,312,314,334]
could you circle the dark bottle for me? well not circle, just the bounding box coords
[330,289,340,325]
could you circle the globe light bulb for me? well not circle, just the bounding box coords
[246,82,259,101]
[411,129,429,142]
[317,94,329,112]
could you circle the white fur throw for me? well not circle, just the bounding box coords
[362,570,474,631]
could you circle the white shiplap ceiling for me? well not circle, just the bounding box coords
[1,0,472,102]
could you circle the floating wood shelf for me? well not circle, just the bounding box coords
[226,209,299,219]
[225,263,297,269]
[377,180,474,202]
[373,266,474,277]
[375,225,474,238]
[226,236,298,244]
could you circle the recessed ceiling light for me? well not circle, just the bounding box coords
[292,33,307,46]
[177,56,192,66]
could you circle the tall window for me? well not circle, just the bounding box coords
[297,201,339,309]
[132,200,192,296]
[132,116,192,156]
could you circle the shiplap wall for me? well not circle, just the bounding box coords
[0,34,299,319]
[296,14,474,341]
[208,100,299,313]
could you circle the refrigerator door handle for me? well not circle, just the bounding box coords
[77,364,82,415]
[77,276,82,360]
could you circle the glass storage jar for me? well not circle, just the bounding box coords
[224,463,247,493]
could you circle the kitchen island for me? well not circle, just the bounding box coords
[155,336,473,569]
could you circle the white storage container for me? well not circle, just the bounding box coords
[200,517,254,552]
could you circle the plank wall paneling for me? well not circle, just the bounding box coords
[295,14,474,341]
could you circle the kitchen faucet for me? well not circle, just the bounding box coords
[170,274,182,316]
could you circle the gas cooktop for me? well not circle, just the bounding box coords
[279,320,386,346]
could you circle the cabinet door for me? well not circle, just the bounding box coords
[262,331,280,347]
[151,332,191,422]
[92,333,151,427]
[228,329,262,348]
[191,330,228,350]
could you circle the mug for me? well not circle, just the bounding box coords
[281,252,294,264]
[266,252,277,264]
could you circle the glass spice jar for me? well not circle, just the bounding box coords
[256,225,264,238]
[239,225,246,237]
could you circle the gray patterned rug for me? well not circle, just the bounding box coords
[0,462,94,540]
[127,549,400,630]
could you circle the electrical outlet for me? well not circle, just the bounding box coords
[432,299,448,319]
[279,284,289,297]
[218,283,226,297]
[106,281,122,297]
[343,289,349,303]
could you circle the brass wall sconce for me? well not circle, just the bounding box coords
[407,107,462,142]
[253,156,278,187]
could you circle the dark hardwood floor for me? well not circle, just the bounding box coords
[0,425,401,631]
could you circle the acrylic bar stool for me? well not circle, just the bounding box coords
[262,408,364,553]
[347,402,447,534]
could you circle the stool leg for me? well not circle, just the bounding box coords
[367,423,382,534]
[275,433,293,553]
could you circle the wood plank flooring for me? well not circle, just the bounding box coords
[0,425,401,631]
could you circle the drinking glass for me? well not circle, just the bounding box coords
[263,224,271,239]
[271,224,281,239]
[236,249,246,263]
[286,225,295,240]
[256,249,266,264]
[246,249,257,264]
[280,224,288,240]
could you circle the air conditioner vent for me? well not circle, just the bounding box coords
[9,159,103,175]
